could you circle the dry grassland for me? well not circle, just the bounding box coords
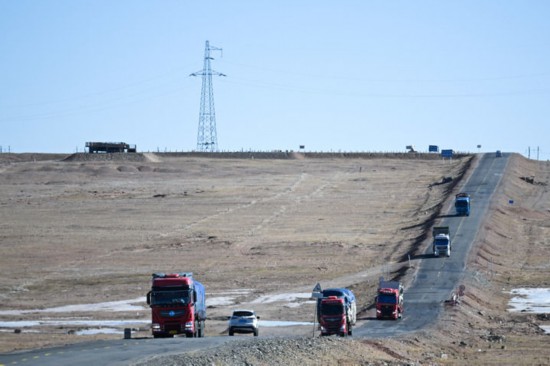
[1,152,549,365]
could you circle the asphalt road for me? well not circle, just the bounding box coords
[0,153,509,366]
[355,152,508,337]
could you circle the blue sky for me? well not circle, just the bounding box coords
[1,1,549,157]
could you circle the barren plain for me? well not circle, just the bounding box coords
[1,152,549,365]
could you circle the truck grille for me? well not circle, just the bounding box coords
[160,310,186,318]
[381,305,394,316]
[164,323,181,332]
[322,318,343,331]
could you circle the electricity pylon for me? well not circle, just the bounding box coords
[190,40,225,152]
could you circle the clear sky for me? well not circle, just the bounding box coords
[1,1,549,158]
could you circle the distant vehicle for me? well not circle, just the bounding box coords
[375,277,404,320]
[146,272,206,338]
[228,309,259,336]
[85,141,136,153]
[432,226,451,257]
[454,193,471,216]
[496,150,502,157]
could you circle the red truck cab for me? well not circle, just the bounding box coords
[376,279,404,320]
[146,272,206,338]
[319,296,351,336]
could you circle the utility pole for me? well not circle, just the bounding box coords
[190,40,225,152]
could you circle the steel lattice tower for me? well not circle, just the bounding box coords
[190,40,225,152]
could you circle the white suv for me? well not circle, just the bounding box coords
[228,309,259,336]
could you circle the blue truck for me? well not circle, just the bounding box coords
[454,193,471,216]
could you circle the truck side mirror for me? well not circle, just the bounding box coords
[146,291,151,305]
[193,290,197,304]
[374,296,378,302]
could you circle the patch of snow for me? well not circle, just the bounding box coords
[250,292,311,304]
[207,289,253,295]
[260,320,314,327]
[206,289,253,307]
[75,328,122,335]
[507,288,550,313]
[206,296,236,307]
[0,297,146,316]
[0,319,148,328]
[539,325,550,334]
[283,303,302,308]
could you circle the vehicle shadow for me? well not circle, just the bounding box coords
[410,253,435,260]
[437,213,460,218]
[358,316,378,321]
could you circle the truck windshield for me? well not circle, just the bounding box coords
[455,201,468,207]
[378,294,397,304]
[151,290,191,306]
[435,238,449,245]
[320,303,344,315]
[322,290,344,298]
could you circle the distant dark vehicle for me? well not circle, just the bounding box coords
[496,150,502,158]
[86,142,136,153]
[455,193,471,216]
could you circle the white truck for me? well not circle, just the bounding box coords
[432,226,451,257]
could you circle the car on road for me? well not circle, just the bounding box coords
[228,309,259,336]
[496,150,502,157]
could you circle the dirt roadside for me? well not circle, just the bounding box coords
[0,152,549,365]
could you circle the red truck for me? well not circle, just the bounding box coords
[375,277,404,320]
[146,272,206,338]
[319,295,355,337]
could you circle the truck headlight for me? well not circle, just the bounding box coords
[185,322,193,329]
[152,323,160,331]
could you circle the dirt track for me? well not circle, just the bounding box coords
[1,152,549,365]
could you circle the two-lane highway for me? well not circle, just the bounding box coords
[355,153,509,337]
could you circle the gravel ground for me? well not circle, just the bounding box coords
[133,337,417,366]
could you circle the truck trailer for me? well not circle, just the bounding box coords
[146,272,206,338]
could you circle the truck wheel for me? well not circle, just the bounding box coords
[348,324,352,336]
[229,329,234,336]
[198,320,205,337]
[186,332,193,338]
[253,329,259,337]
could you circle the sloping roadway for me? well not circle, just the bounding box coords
[0,153,509,365]
[354,152,509,337]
